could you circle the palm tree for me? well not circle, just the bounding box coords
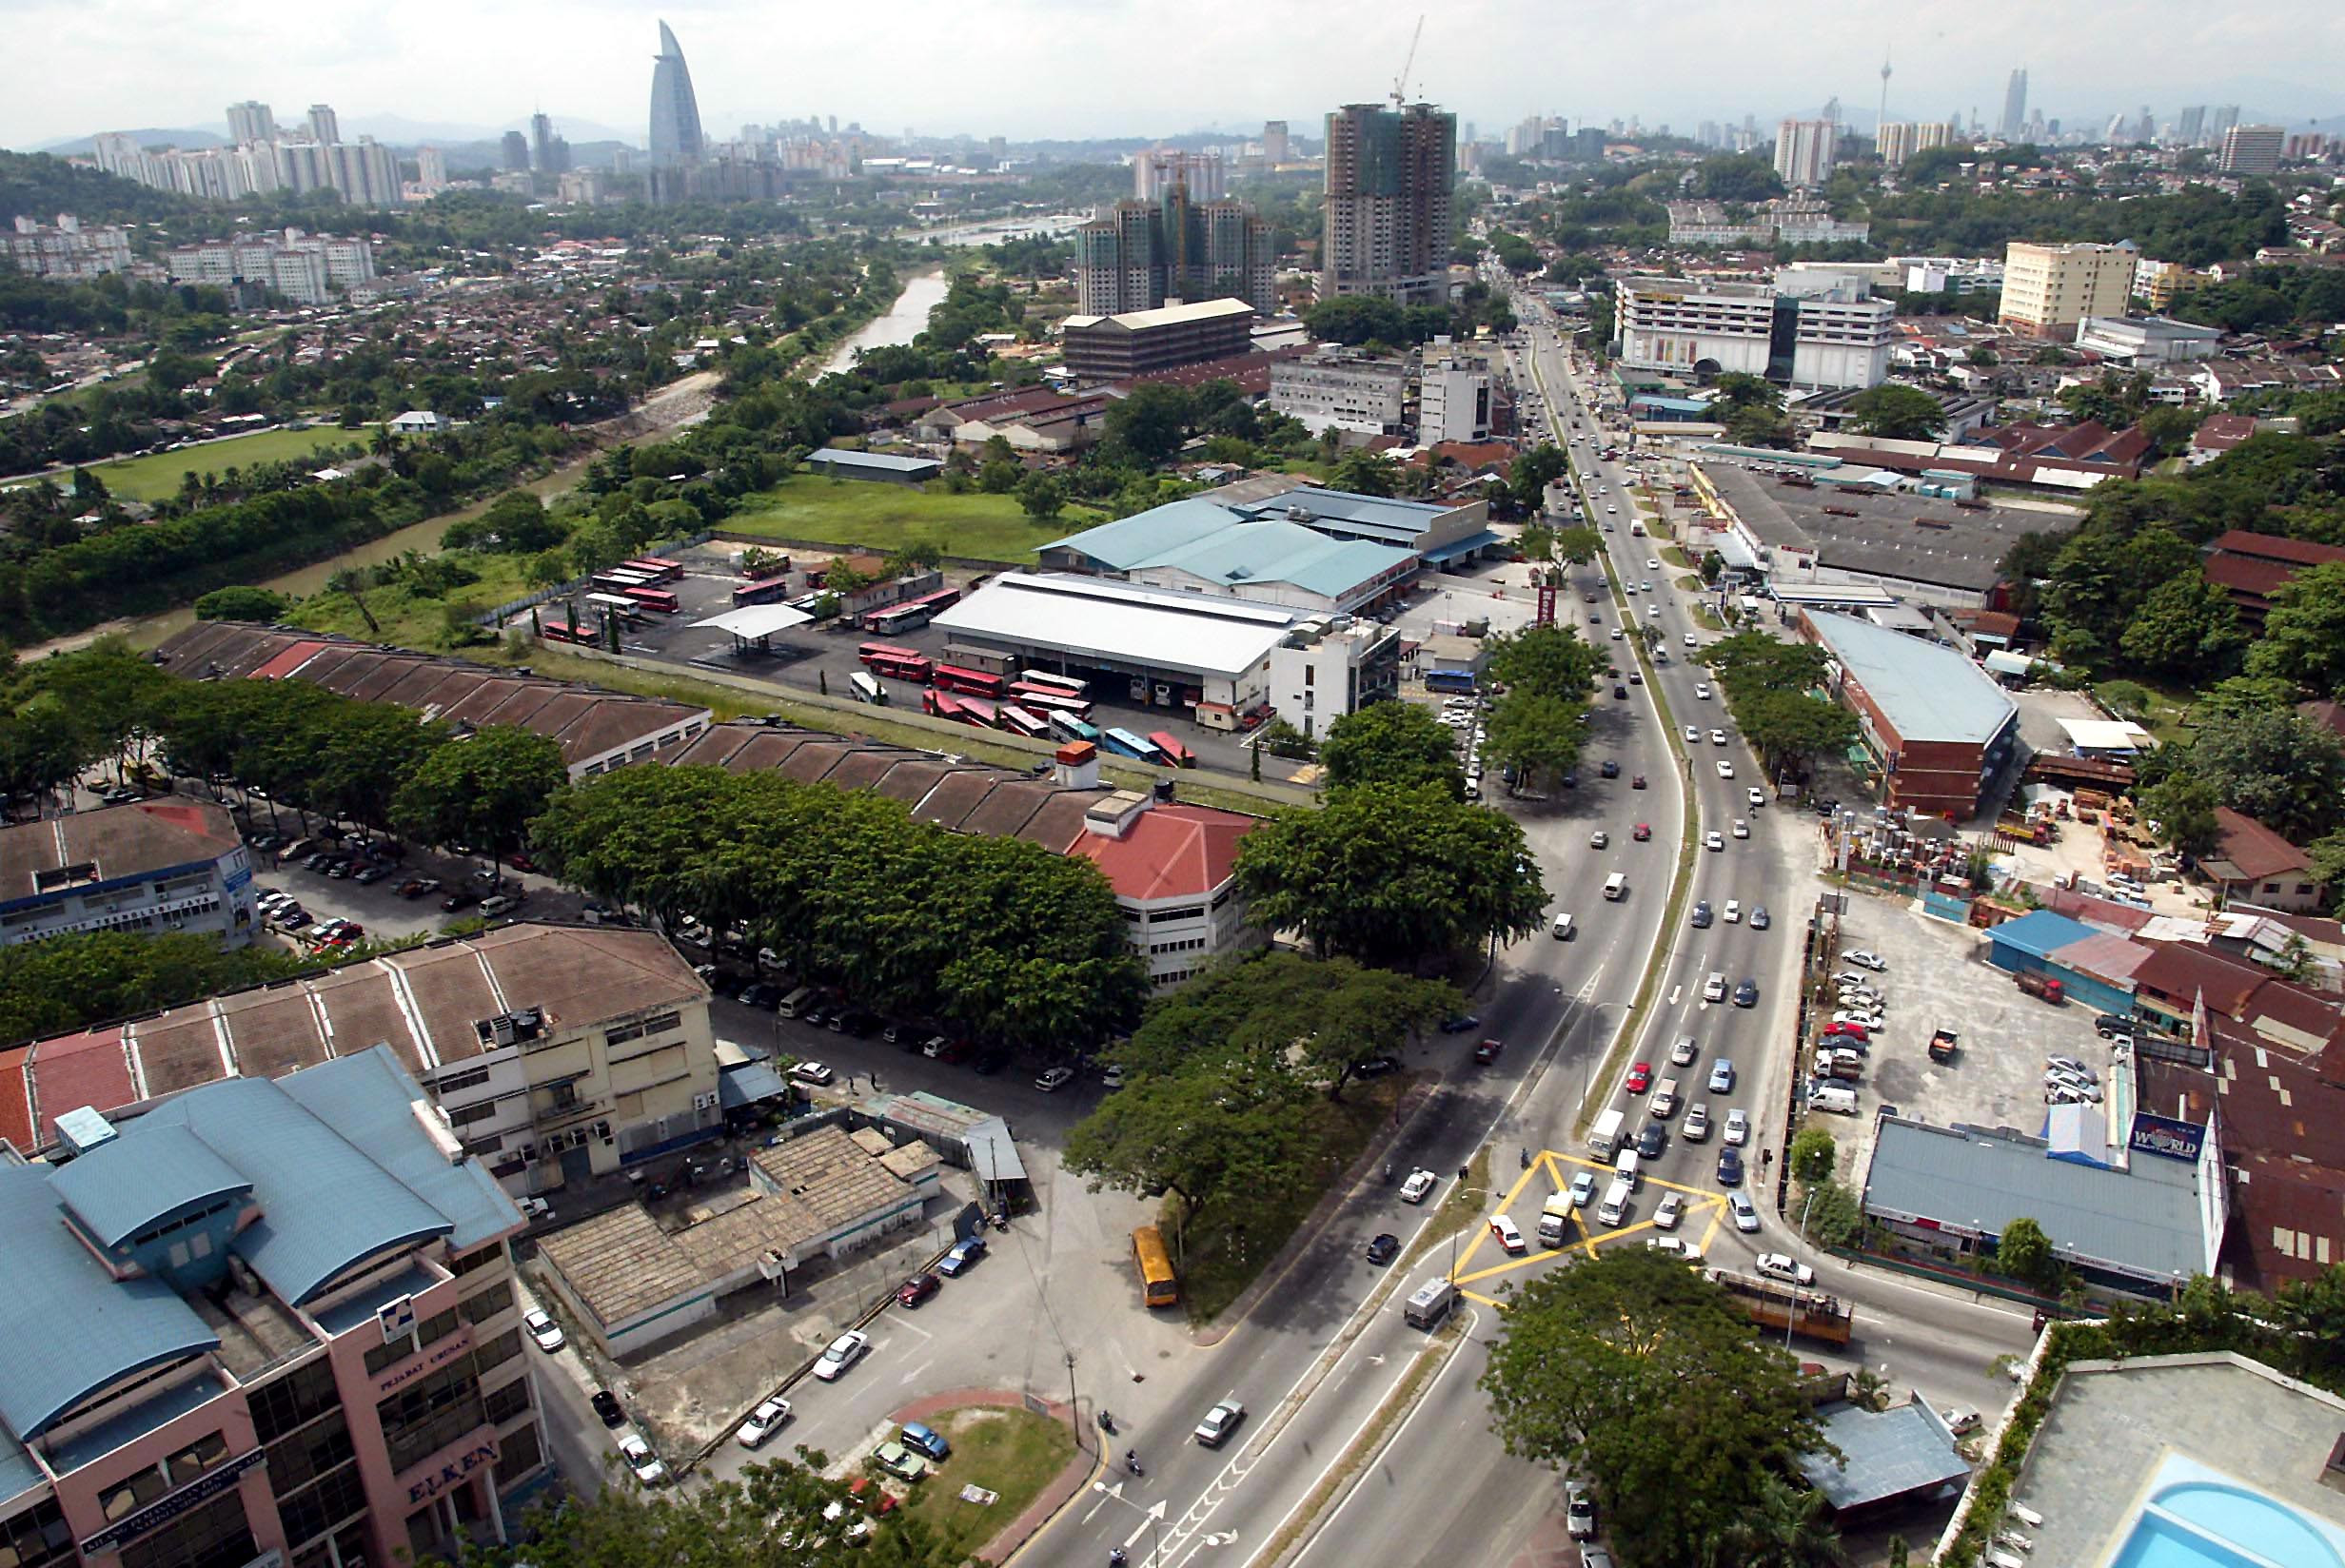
[1711,1474,1844,1568]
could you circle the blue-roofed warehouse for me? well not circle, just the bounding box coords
[1799,609,2019,820]
[1984,909,2142,1014]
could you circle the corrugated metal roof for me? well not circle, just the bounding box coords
[1044,499,1242,570]
[934,574,1298,680]
[1863,1116,2211,1284]
[49,1124,250,1249]
[1808,612,2017,746]
[1139,518,1415,599]
[809,448,938,474]
[1988,910,2098,962]
[1800,1401,1970,1509]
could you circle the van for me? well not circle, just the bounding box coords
[1587,1107,1626,1159]
[1404,1277,1456,1330]
[1550,911,1575,940]
[1597,1177,1633,1227]
[1603,872,1628,902]
[778,986,816,1018]
[1612,1148,1640,1189]
[1811,1084,1860,1115]
[1703,971,1727,1003]
[1538,1193,1575,1248]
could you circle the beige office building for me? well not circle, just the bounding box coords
[2000,241,2138,340]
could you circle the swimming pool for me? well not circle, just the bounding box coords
[2107,1480,2345,1568]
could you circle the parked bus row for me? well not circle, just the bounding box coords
[858,643,1192,767]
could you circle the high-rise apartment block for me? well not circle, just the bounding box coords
[1262,121,1291,165]
[2177,106,2207,146]
[529,113,570,174]
[1074,190,1277,315]
[1133,147,1224,202]
[167,229,376,306]
[415,147,448,193]
[648,20,706,168]
[2219,125,2284,176]
[1320,102,1455,308]
[91,103,404,208]
[225,100,276,146]
[2000,241,2138,339]
[1877,122,1916,167]
[305,104,340,148]
[1613,270,1894,390]
[4,215,135,280]
[1773,118,1837,187]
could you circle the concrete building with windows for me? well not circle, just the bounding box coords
[1067,786,1262,988]
[1613,272,1893,390]
[2000,241,2137,340]
[1418,357,1492,442]
[3,216,134,280]
[1073,193,1276,316]
[1060,299,1259,382]
[1270,349,1409,435]
[1797,609,2019,818]
[1321,102,1455,307]
[0,1045,544,1568]
[1265,617,1402,740]
[1773,117,1838,187]
[0,800,259,951]
[2073,315,2223,365]
[2219,124,2284,176]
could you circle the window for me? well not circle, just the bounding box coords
[418,1309,460,1348]
[116,1492,255,1568]
[267,1415,354,1496]
[277,1465,367,1553]
[375,1361,485,1474]
[483,1378,532,1425]
[249,1359,339,1444]
[447,1100,500,1128]
[446,1245,502,1279]
[436,1066,492,1095]
[473,1328,521,1375]
[460,1281,513,1324]
[0,1501,73,1568]
[491,1423,542,1487]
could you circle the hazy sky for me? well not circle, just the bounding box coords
[9,0,2342,150]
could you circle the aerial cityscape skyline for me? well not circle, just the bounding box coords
[6,0,2343,153]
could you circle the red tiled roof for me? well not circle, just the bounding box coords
[1068,803,1258,903]
[2208,808,2311,885]
[2193,414,2257,452]
[2203,552,2302,607]
[2301,700,2345,742]
[2207,529,2345,569]
[22,1026,134,1146]
[2132,941,2270,1016]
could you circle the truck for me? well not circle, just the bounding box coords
[1588,1107,1627,1160]
[1538,1193,1575,1248]
[1706,1268,1855,1345]
[1809,1049,1862,1082]
[2015,970,2066,1005]
[1928,1026,1960,1063]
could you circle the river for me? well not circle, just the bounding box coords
[817,268,951,379]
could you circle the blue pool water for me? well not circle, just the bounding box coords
[2107,1481,2345,1568]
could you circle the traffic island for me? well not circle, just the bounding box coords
[885,1391,1083,1564]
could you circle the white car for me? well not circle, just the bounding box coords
[1642,580,1653,593]
[1647,1235,1704,1264]
[1035,1067,1075,1092]
[1647,605,1661,619]
[1724,1108,1750,1147]
[1685,724,1701,743]
[737,1398,793,1449]
[1731,818,1748,838]
[1705,831,1724,852]
[1710,729,1728,746]
[1646,559,1661,570]
[790,1061,836,1086]
[1729,1191,1760,1232]
[1654,1191,1685,1230]
[1400,1167,1439,1204]
[1717,760,1736,779]
[2046,1056,2098,1082]
[1755,1251,1817,1287]
[1589,830,1609,849]
[1844,950,1888,971]
[1684,632,1699,647]
[1695,683,1713,699]
[620,1433,668,1486]
[524,1308,564,1352]
[813,1330,870,1382]
[1490,1213,1527,1254]
[1724,900,1742,923]
[1624,581,1638,595]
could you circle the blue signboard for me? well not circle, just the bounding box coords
[2129,1111,2205,1164]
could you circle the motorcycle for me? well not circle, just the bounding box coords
[1097,1409,1116,1435]
[1125,1450,1144,1478]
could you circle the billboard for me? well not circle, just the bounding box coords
[2128,1111,2206,1164]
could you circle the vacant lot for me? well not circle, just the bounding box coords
[727,475,1100,563]
[895,1405,1075,1560]
[90,425,373,501]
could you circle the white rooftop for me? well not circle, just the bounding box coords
[932,573,1299,680]
[693,603,815,638]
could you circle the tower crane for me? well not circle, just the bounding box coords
[1390,14,1425,108]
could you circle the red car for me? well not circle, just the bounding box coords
[1474,1038,1504,1065]
[895,1272,941,1308]
[1823,1022,1870,1042]
[1626,1061,1654,1093]
[1632,823,1652,841]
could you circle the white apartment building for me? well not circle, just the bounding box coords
[1265,618,1404,740]
[1614,271,1892,390]
[0,800,260,949]
[1775,118,1838,187]
[1901,256,2004,294]
[167,229,376,306]
[1271,350,1409,435]
[1782,272,1897,389]
[3,215,133,279]
[2000,241,2138,339]
[1419,358,1492,442]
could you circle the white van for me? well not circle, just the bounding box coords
[1597,1177,1634,1227]
[1603,872,1628,902]
[1703,971,1727,1003]
[1612,1148,1641,1189]
[1587,1107,1626,1159]
[1551,911,1576,940]
[778,986,816,1018]
[1811,1084,1861,1115]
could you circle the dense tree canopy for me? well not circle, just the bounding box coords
[1317,701,1466,798]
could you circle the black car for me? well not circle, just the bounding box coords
[1636,1123,1668,1160]
[1716,1147,1744,1186]
[1733,979,1759,1008]
[1613,684,1628,699]
[2095,1013,2135,1038]
[1599,760,1620,778]
[1365,1233,1401,1266]
[591,1390,625,1427]
[1440,1013,1481,1034]
[1352,1056,1401,1079]
[973,1047,1013,1075]
[800,1002,833,1029]
[441,889,479,912]
[1690,900,1713,929]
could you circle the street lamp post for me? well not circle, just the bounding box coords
[1789,1189,1820,1351]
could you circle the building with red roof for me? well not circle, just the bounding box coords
[2201,808,2326,912]
[1063,771,1264,988]
[2202,530,2345,626]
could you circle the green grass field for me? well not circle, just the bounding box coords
[288,551,538,652]
[726,475,1100,563]
[893,1406,1074,1559]
[90,425,371,501]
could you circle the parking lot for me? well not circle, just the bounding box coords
[1810,902,2126,1170]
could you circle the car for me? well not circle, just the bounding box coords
[1622,581,1636,596]
[1705,831,1724,852]
[791,1061,837,1087]
[1943,1407,1983,1437]
[738,1398,793,1448]
[440,889,479,912]
[2095,1013,2135,1038]
[399,876,443,898]
[1756,1252,1817,1286]
[872,1441,928,1482]
[620,1434,668,1486]
[1831,1010,1883,1029]
[2045,1071,2103,1102]
[1690,900,1713,929]
[1647,1236,1704,1266]
[1683,1102,1712,1141]
[591,1389,626,1427]
[1684,724,1701,743]
[1632,821,1651,840]
[1626,1061,1653,1093]
[1588,829,1609,849]
[1614,684,1628,698]
[352,864,389,885]
[1034,1066,1075,1092]
[1729,1190,1761,1231]
[1716,1147,1744,1186]
[1733,979,1758,1008]
[1709,729,1727,746]
[1747,787,1766,810]
[1844,950,1887,971]
[1695,682,1713,699]
[1654,1192,1685,1230]
[1193,1399,1247,1448]
[1599,759,1620,779]
[1731,818,1748,839]
[1685,632,1699,647]
[1636,1123,1667,1160]
[1708,1060,1735,1093]
[1724,1108,1750,1147]
[898,1421,952,1462]
[936,1039,975,1066]
[896,1272,941,1308]
[1646,558,1661,571]
[1567,1482,1597,1539]
[1642,581,1653,594]
[481,893,525,918]
[1669,1032,1699,1067]
[1723,899,1743,924]
[1609,627,1623,640]
[1366,1232,1401,1265]
[1099,1063,1127,1089]
[524,1308,564,1352]
[938,1234,988,1276]
[325,859,353,879]
[1440,1013,1481,1034]
[814,1330,870,1382]
[1749,905,1771,931]
[1400,1167,1439,1204]
[1717,759,1736,778]
[1475,1038,1504,1066]
[1490,1214,1527,1253]
[1823,1022,1870,1043]
[1569,1169,1597,1207]
[2046,1055,2098,1082]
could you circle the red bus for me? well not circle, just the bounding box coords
[921,690,969,721]
[733,575,794,607]
[622,587,680,615]
[1001,705,1051,739]
[623,558,683,582]
[931,664,1008,699]
[956,696,1003,729]
[1148,732,1196,768]
[911,587,961,617]
[859,643,934,682]
[1008,684,1094,722]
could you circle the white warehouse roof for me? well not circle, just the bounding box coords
[931,573,1299,680]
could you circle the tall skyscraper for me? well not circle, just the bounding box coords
[305,104,339,147]
[1074,191,1276,315]
[1320,101,1456,307]
[502,130,530,171]
[648,20,705,167]
[1133,147,1225,202]
[1999,69,2028,139]
[2178,106,2207,146]
[2219,125,2284,177]
[417,146,448,191]
[530,112,570,173]
[1774,118,1838,187]
[1263,120,1291,165]
[225,101,275,146]
[2211,105,2240,140]
[1877,122,1916,167]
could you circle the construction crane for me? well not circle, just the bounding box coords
[1389,14,1425,108]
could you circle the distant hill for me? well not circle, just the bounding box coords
[27,127,227,157]
[0,149,205,225]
